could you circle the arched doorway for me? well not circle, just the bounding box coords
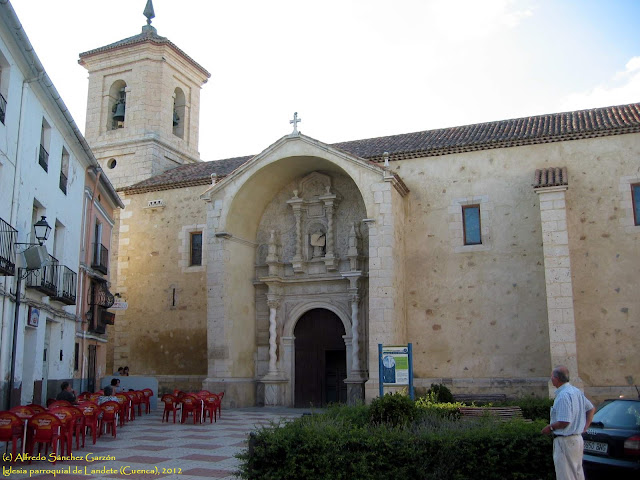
[294,309,347,407]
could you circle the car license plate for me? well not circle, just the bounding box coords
[584,440,608,454]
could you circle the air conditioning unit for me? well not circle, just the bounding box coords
[22,245,49,270]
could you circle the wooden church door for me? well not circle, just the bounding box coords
[294,309,346,407]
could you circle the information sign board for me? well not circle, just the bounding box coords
[378,343,414,400]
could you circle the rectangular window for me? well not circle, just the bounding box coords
[0,91,6,125]
[39,119,50,172]
[462,205,482,245]
[0,60,8,125]
[74,342,79,371]
[190,232,202,266]
[633,184,640,226]
[59,148,69,194]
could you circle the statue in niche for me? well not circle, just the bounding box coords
[310,230,326,258]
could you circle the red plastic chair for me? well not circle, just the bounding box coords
[142,388,153,414]
[26,413,63,464]
[64,405,85,450]
[0,411,23,462]
[124,392,137,421]
[202,394,221,423]
[134,391,145,416]
[161,394,179,423]
[77,392,92,401]
[48,407,75,456]
[98,401,119,438]
[180,395,201,424]
[77,402,99,446]
[10,405,35,421]
[89,394,101,403]
[115,394,129,426]
[48,400,73,409]
[26,404,46,414]
[215,392,224,418]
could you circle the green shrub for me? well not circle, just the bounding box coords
[237,412,554,480]
[415,395,463,420]
[369,392,419,427]
[426,383,455,403]
[497,396,554,421]
[324,402,370,426]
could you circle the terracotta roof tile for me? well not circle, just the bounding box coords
[121,156,251,193]
[122,103,640,194]
[533,167,568,188]
[79,28,210,79]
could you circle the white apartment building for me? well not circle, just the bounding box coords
[0,0,121,408]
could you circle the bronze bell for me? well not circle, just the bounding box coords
[112,101,126,121]
[173,109,180,126]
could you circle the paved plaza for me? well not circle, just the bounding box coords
[1,407,305,480]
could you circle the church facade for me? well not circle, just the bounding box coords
[80,11,640,407]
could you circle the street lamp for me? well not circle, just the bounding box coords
[6,217,52,410]
[33,216,52,245]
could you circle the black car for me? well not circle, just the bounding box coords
[583,398,640,479]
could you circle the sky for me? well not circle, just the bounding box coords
[11,0,640,161]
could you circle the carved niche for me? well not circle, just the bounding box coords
[286,172,339,273]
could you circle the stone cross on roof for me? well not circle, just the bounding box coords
[144,0,155,25]
[290,112,302,135]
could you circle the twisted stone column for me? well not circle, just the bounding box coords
[266,296,281,376]
[350,293,360,372]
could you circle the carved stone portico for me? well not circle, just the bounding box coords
[256,171,367,406]
[201,133,409,408]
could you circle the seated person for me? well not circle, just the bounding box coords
[55,381,77,404]
[97,385,119,406]
[97,385,119,419]
[110,377,122,393]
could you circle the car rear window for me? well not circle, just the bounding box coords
[594,401,640,429]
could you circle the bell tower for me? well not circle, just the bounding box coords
[79,0,210,189]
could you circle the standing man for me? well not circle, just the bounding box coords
[541,365,596,480]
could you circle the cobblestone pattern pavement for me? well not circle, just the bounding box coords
[1,407,304,480]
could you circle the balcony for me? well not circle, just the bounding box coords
[25,254,58,297]
[87,280,115,334]
[0,217,17,276]
[50,264,77,305]
[92,243,109,274]
[0,92,6,124]
[93,309,115,334]
[59,171,67,195]
[38,144,49,172]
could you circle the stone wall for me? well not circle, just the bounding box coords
[109,187,208,377]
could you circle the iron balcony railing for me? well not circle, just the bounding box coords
[0,217,17,276]
[92,243,108,274]
[87,280,115,334]
[38,144,49,171]
[59,171,67,194]
[25,254,58,297]
[0,92,6,124]
[50,264,77,305]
